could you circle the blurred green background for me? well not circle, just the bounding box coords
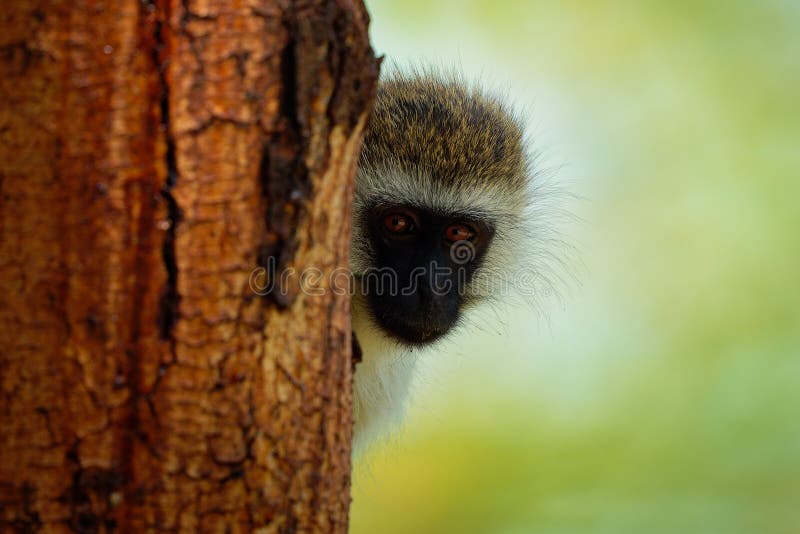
[350,1,800,533]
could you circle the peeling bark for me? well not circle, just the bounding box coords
[0,1,378,532]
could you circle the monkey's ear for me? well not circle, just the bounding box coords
[351,331,363,372]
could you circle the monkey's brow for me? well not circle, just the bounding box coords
[368,200,496,223]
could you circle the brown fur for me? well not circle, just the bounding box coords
[359,70,529,195]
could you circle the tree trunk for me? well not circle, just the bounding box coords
[0,0,378,531]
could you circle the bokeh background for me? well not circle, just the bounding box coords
[350,1,800,533]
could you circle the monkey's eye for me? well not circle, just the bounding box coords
[443,222,476,243]
[382,211,417,235]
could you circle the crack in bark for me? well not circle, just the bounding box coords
[153,3,182,341]
[255,7,312,309]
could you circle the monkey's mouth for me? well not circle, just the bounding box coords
[376,313,454,346]
[364,286,462,347]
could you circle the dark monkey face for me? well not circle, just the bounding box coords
[359,204,495,345]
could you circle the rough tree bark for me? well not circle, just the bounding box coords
[0,0,378,531]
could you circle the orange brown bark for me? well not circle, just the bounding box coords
[0,0,377,531]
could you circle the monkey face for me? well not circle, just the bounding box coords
[359,203,495,346]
